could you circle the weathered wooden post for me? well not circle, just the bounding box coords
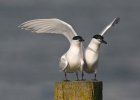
[54,80,103,100]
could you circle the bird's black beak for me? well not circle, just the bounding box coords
[101,40,108,45]
[79,39,85,42]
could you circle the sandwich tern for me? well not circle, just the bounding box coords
[19,17,120,80]
[19,19,85,81]
[83,17,120,80]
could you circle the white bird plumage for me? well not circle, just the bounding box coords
[100,17,120,36]
[59,36,84,80]
[19,17,120,80]
[19,18,84,81]
[83,17,120,80]
[19,19,77,43]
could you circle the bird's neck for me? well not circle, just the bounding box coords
[87,39,101,53]
[68,41,82,54]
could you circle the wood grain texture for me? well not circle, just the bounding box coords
[54,80,102,100]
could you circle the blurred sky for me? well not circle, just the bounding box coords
[0,0,140,100]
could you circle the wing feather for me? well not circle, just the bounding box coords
[59,55,68,71]
[19,18,78,43]
[100,17,120,36]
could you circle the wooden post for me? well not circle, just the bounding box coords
[54,80,103,100]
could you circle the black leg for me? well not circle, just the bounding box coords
[76,72,79,81]
[93,73,98,81]
[64,72,70,81]
[92,73,98,81]
[65,72,67,80]
[81,71,86,81]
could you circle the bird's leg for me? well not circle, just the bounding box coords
[92,73,98,81]
[76,72,79,81]
[64,72,68,81]
[81,71,86,81]
[93,73,98,81]
[94,73,96,80]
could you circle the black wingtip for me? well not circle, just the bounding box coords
[112,17,120,26]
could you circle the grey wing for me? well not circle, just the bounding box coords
[100,17,120,36]
[19,18,78,43]
[59,55,68,71]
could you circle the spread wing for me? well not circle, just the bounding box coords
[19,18,78,43]
[100,17,120,36]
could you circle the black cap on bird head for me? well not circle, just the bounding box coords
[72,36,85,42]
[93,35,107,45]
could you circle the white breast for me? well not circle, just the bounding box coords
[64,41,83,73]
[84,48,98,73]
[83,38,101,73]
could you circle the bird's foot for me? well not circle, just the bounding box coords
[75,79,80,81]
[63,79,70,82]
[81,79,86,81]
[92,79,98,81]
